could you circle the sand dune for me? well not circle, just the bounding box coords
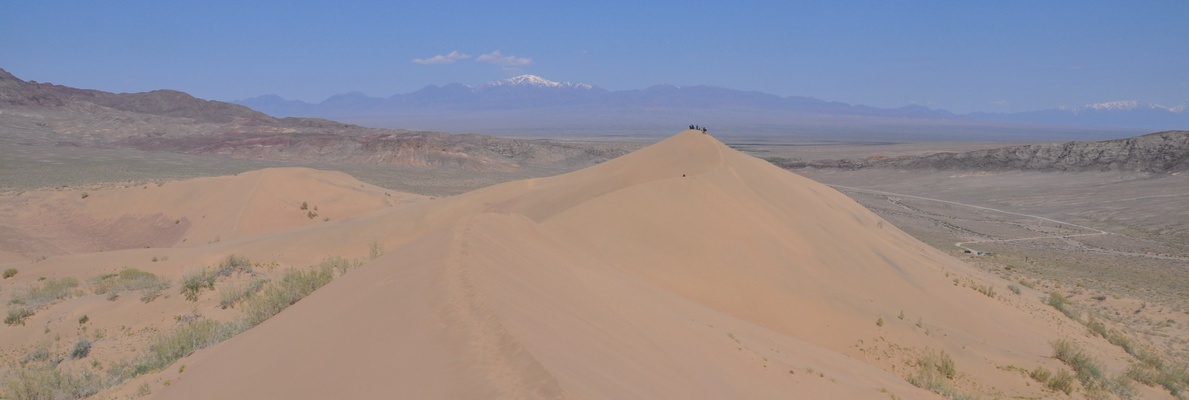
[0,167,413,259]
[144,131,1146,399]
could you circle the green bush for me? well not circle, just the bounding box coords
[3,268,16,279]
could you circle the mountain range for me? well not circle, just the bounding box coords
[235,75,1186,140]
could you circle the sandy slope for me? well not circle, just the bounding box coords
[0,167,412,259]
[144,131,1149,399]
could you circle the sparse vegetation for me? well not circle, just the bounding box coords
[976,284,996,298]
[1008,284,1021,295]
[1046,292,1079,320]
[135,318,233,376]
[180,270,216,302]
[3,364,106,400]
[307,210,318,219]
[3,268,17,279]
[369,240,384,260]
[5,277,81,325]
[5,307,35,326]
[300,201,308,210]
[238,257,348,329]
[906,349,962,398]
[78,315,89,325]
[1031,366,1074,395]
[69,338,92,359]
[218,278,268,309]
[91,268,170,302]
[213,254,253,277]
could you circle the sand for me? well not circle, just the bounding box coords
[1,131,1160,399]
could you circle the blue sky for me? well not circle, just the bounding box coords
[2,1,1186,113]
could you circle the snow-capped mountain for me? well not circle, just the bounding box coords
[233,77,1185,138]
[1064,100,1187,113]
[478,74,594,90]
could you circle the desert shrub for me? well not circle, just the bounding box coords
[5,277,81,325]
[1048,368,1075,395]
[1008,284,1021,295]
[1052,339,1104,389]
[218,278,268,309]
[1086,317,1108,338]
[3,364,105,400]
[91,268,170,302]
[69,338,92,359]
[23,347,51,364]
[11,277,80,308]
[3,268,16,279]
[1047,292,1079,320]
[907,349,958,395]
[5,307,35,326]
[78,315,88,324]
[180,270,216,302]
[135,319,233,376]
[369,240,384,260]
[1128,357,1189,397]
[1030,366,1052,382]
[238,260,339,328]
[212,254,252,278]
[300,201,308,210]
[976,284,996,298]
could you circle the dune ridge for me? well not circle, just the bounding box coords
[138,130,1146,399]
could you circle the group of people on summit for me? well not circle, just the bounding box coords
[688,124,708,133]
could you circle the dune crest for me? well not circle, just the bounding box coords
[152,131,1130,399]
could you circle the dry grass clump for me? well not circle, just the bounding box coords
[180,269,217,302]
[212,254,252,278]
[182,255,256,301]
[3,364,106,400]
[1125,351,1189,398]
[1030,366,1075,395]
[237,257,348,329]
[134,318,235,376]
[906,349,967,398]
[5,277,81,325]
[91,268,170,302]
[1046,292,1080,320]
[135,257,354,378]
[218,278,268,309]
[1050,339,1137,398]
[2,268,16,279]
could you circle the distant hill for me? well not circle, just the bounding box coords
[234,74,1180,140]
[0,68,633,171]
[773,130,1189,173]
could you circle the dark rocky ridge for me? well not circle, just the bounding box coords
[773,131,1189,173]
[0,68,634,171]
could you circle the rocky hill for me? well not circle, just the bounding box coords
[0,68,633,171]
[774,130,1189,173]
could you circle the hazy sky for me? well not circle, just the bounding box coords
[2,1,1186,113]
